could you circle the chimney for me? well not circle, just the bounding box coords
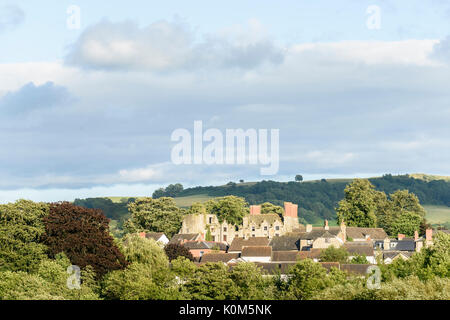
[398,234,405,241]
[414,230,419,241]
[340,220,346,241]
[283,202,298,218]
[324,220,329,230]
[139,232,146,238]
[306,224,312,233]
[250,205,261,215]
[426,229,433,241]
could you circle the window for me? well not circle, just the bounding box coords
[275,233,279,237]
[223,227,227,232]
[212,236,215,241]
[209,217,213,224]
[235,226,239,232]
[264,226,268,231]
[252,226,255,232]
[252,234,255,237]
[325,238,330,243]
[275,226,280,231]
[223,235,227,242]
[200,251,204,257]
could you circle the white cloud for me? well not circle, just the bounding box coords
[0,5,24,33]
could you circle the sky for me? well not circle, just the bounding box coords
[0,0,449,203]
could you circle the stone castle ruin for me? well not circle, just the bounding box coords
[179,202,301,244]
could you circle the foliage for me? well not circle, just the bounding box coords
[42,202,127,277]
[319,246,350,263]
[164,243,194,262]
[187,202,206,215]
[205,196,249,225]
[336,179,380,227]
[183,263,239,300]
[229,262,275,299]
[124,197,185,237]
[0,200,49,273]
[295,175,303,182]
[0,254,100,300]
[350,254,369,264]
[283,259,346,300]
[260,202,284,220]
[152,183,184,198]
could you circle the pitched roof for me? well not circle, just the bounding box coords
[271,251,301,262]
[383,251,414,260]
[344,242,375,256]
[170,233,201,243]
[346,227,388,240]
[241,246,272,257]
[319,262,340,271]
[228,237,270,252]
[143,232,165,241]
[269,235,300,251]
[298,227,341,240]
[390,240,416,251]
[340,264,373,275]
[247,214,282,226]
[253,262,297,274]
[183,241,227,251]
[297,248,323,260]
[200,252,240,263]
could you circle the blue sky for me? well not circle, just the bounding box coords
[0,0,449,202]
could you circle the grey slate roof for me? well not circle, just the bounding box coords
[269,235,300,251]
[298,227,341,240]
[340,264,373,275]
[390,240,416,251]
[271,251,301,262]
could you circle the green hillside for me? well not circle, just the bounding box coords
[424,205,450,228]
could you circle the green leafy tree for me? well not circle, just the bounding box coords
[205,196,248,225]
[187,202,206,215]
[0,200,49,273]
[229,262,275,299]
[319,246,349,263]
[260,202,284,220]
[124,197,185,237]
[350,254,369,264]
[295,175,303,182]
[336,179,381,227]
[183,263,238,300]
[285,259,343,300]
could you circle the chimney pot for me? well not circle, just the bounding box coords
[139,232,146,238]
[426,229,433,241]
[414,230,419,241]
[324,220,329,230]
[398,234,405,241]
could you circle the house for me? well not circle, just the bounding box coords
[383,251,414,264]
[346,227,389,250]
[298,248,323,262]
[241,246,272,263]
[228,236,270,253]
[297,221,346,250]
[178,202,301,244]
[343,242,376,264]
[169,233,203,244]
[138,232,169,245]
[182,241,227,259]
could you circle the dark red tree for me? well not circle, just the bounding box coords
[164,243,194,262]
[42,202,127,277]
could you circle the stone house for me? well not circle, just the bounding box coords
[241,246,272,263]
[138,232,169,245]
[182,241,228,260]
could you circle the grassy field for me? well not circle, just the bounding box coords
[424,205,450,227]
[173,194,214,208]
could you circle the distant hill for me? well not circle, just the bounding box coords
[75,173,450,226]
